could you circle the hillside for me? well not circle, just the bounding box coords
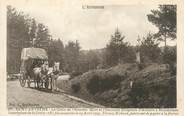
[57,63,176,108]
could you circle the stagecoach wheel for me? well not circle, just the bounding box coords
[50,77,53,90]
[27,77,31,88]
[19,74,26,87]
[45,79,49,89]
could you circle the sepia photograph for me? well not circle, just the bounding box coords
[6,2,177,111]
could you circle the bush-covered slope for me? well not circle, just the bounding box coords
[58,63,176,108]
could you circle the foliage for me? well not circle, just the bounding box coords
[7,6,57,73]
[34,23,50,50]
[48,39,65,68]
[87,74,122,95]
[128,78,176,108]
[162,46,176,64]
[7,6,91,74]
[77,52,90,73]
[161,46,176,75]
[71,82,81,93]
[7,5,176,77]
[147,5,176,46]
[29,18,37,45]
[139,33,161,63]
[64,41,80,72]
[104,28,135,67]
[7,6,32,73]
[86,50,101,70]
[86,75,100,95]
[70,71,83,78]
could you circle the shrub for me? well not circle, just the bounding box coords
[162,46,176,64]
[162,46,176,75]
[87,74,122,95]
[139,33,161,63]
[86,75,100,95]
[128,78,176,108]
[70,71,83,78]
[71,82,81,93]
[128,82,149,107]
[100,74,122,91]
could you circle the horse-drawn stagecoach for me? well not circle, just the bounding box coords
[19,47,51,89]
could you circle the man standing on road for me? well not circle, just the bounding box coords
[51,62,61,92]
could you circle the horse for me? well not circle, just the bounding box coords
[31,61,61,90]
[33,67,42,88]
[32,61,49,88]
[40,61,49,88]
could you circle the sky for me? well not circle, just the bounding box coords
[14,3,176,50]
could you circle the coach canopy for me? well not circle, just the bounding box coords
[21,48,48,60]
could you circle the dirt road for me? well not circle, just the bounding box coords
[7,80,103,109]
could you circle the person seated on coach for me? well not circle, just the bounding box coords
[41,61,49,75]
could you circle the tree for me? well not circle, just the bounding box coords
[29,18,37,47]
[104,28,134,66]
[35,23,51,51]
[139,33,161,63]
[86,50,101,70]
[48,39,65,69]
[7,6,52,73]
[7,6,31,73]
[147,5,176,48]
[64,40,81,72]
[77,51,89,73]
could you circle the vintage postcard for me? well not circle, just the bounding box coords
[0,0,184,115]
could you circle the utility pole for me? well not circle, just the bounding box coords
[136,36,141,69]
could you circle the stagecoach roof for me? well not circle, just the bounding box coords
[21,48,48,60]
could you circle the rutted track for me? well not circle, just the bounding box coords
[7,80,104,109]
